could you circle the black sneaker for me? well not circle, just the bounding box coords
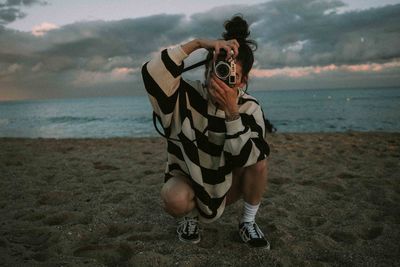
[177,217,200,244]
[239,221,270,249]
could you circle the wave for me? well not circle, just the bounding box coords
[350,95,400,101]
[0,118,9,126]
[47,116,152,125]
[48,116,105,124]
[133,116,152,124]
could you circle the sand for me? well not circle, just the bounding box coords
[0,132,399,266]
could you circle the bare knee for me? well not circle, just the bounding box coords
[161,179,194,217]
[241,159,269,204]
[248,159,267,174]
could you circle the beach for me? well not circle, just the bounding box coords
[0,132,399,266]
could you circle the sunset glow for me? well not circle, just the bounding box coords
[31,22,59,36]
[251,61,400,78]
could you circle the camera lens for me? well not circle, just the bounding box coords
[215,62,230,79]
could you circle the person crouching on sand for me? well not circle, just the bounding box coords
[141,15,271,249]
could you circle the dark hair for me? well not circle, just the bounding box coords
[205,15,257,83]
[223,15,257,78]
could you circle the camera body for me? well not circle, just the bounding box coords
[213,49,236,87]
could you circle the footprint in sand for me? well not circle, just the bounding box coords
[298,179,315,186]
[37,191,73,206]
[337,172,357,179]
[329,230,357,244]
[124,224,170,242]
[44,212,74,225]
[129,251,173,266]
[142,170,155,175]
[317,180,346,193]
[106,223,151,238]
[93,161,120,171]
[360,226,383,240]
[43,211,87,226]
[102,192,131,204]
[5,227,54,254]
[5,160,23,167]
[269,176,292,185]
[73,243,133,265]
[198,227,219,248]
[296,215,327,228]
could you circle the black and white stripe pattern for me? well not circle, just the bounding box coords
[142,46,270,222]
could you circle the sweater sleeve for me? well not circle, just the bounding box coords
[223,104,270,167]
[141,46,188,128]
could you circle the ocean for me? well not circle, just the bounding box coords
[0,87,399,138]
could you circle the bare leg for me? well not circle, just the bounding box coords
[226,166,244,205]
[228,159,270,248]
[160,176,196,217]
[243,159,268,205]
[226,159,268,205]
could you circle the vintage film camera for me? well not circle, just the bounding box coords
[213,49,236,87]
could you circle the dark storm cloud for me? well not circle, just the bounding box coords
[249,0,400,67]
[188,0,400,68]
[1,0,400,100]
[44,14,186,58]
[0,0,45,24]
[0,13,192,99]
[0,14,187,75]
[3,0,399,72]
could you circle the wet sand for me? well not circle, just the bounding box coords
[0,132,399,266]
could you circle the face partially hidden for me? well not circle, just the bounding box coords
[207,61,246,104]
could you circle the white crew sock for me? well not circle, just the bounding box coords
[241,202,260,223]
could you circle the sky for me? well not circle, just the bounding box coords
[0,0,400,101]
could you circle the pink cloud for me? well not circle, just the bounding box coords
[32,22,59,36]
[251,61,400,78]
[111,67,138,76]
[72,67,138,87]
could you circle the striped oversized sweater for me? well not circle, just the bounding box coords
[141,45,270,222]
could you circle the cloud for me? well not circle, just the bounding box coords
[0,62,22,76]
[0,0,400,100]
[71,67,138,88]
[0,0,45,24]
[31,22,58,36]
[251,60,400,78]
[249,1,400,68]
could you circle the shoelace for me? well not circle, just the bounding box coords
[186,218,198,235]
[181,217,198,235]
[245,222,261,239]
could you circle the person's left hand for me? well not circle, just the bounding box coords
[209,74,239,116]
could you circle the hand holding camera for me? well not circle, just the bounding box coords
[181,38,241,113]
[211,39,240,61]
[214,49,237,87]
[209,73,240,116]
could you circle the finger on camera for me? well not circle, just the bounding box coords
[213,76,229,90]
[213,43,222,61]
[233,46,239,58]
[229,39,239,57]
[211,77,225,92]
[214,88,225,100]
[210,79,220,92]
[213,92,224,104]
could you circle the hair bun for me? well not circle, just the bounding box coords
[222,15,250,41]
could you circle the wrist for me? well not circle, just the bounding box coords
[192,39,203,50]
[225,104,239,116]
[225,109,240,121]
[181,39,202,55]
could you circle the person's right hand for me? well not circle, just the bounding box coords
[181,39,239,60]
[199,39,240,60]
